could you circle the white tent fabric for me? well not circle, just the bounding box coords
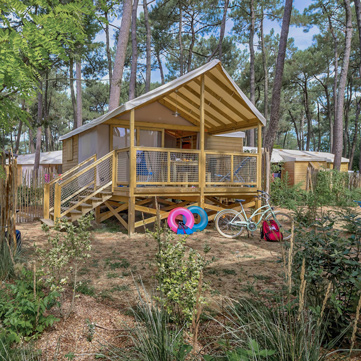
[243,147,349,164]
[59,59,266,141]
[17,151,62,165]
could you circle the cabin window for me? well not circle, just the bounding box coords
[113,127,136,149]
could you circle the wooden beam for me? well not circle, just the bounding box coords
[44,184,50,219]
[129,109,136,235]
[183,84,238,125]
[207,120,259,135]
[104,201,129,230]
[194,78,250,124]
[199,75,205,210]
[106,119,200,132]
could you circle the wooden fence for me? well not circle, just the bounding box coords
[16,169,59,223]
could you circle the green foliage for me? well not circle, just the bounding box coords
[212,298,329,361]
[101,286,193,361]
[152,227,206,325]
[204,339,275,361]
[293,216,361,341]
[0,242,18,281]
[270,171,306,210]
[38,214,93,316]
[0,336,41,361]
[0,268,59,343]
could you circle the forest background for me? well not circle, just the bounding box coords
[1,0,359,171]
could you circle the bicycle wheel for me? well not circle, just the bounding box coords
[215,209,245,239]
[265,211,293,241]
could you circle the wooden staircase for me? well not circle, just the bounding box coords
[41,151,116,227]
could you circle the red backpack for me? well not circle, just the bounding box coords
[261,220,283,242]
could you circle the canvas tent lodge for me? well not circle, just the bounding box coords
[244,147,349,190]
[16,151,62,186]
[42,60,266,234]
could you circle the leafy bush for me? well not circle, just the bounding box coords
[270,171,306,210]
[38,214,93,317]
[152,227,206,325]
[0,268,59,343]
[293,216,361,342]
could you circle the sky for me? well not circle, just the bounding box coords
[95,0,319,83]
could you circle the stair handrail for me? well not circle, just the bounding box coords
[53,150,115,220]
[44,154,97,219]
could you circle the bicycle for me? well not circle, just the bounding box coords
[215,190,293,240]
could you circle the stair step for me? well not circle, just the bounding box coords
[100,191,112,195]
[40,219,55,227]
[79,196,102,201]
[70,202,93,208]
[69,209,82,214]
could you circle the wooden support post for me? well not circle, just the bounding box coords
[128,109,136,235]
[54,183,61,221]
[95,206,101,223]
[44,183,50,219]
[199,74,205,209]
[112,150,117,192]
[255,124,263,221]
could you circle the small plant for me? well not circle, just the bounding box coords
[85,319,95,342]
[0,268,59,343]
[38,214,93,318]
[76,280,96,296]
[147,225,207,325]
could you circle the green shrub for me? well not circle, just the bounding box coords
[154,231,206,325]
[0,268,59,343]
[292,217,361,342]
[270,171,306,210]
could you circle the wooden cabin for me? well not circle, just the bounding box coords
[42,60,266,234]
[17,151,62,185]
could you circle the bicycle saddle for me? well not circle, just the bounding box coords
[235,199,246,203]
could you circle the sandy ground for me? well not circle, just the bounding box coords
[16,206,361,360]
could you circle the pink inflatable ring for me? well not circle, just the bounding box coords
[168,207,195,233]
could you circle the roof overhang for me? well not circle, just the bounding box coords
[60,59,266,141]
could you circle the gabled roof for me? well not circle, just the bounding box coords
[17,151,62,165]
[60,60,266,141]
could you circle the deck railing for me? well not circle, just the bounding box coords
[115,147,259,188]
[205,151,258,187]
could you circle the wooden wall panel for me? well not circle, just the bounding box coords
[62,135,78,172]
[205,135,243,152]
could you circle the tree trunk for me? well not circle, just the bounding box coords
[15,101,25,154]
[187,13,195,73]
[260,9,268,121]
[333,0,352,170]
[247,0,255,147]
[156,51,165,85]
[300,114,304,150]
[349,98,360,170]
[108,0,132,111]
[264,0,293,156]
[303,81,312,151]
[143,0,151,93]
[76,61,82,128]
[28,110,35,154]
[69,56,77,129]
[105,11,112,94]
[179,3,183,76]
[208,0,229,61]
[129,0,139,100]
[288,110,301,150]
[34,82,43,173]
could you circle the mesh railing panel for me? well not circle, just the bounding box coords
[49,157,95,211]
[169,151,199,183]
[59,154,113,216]
[233,155,257,184]
[117,151,130,184]
[206,153,257,186]
[206,154,232,183]
[134,149,199,186]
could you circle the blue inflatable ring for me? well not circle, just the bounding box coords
[187,206,208,232]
